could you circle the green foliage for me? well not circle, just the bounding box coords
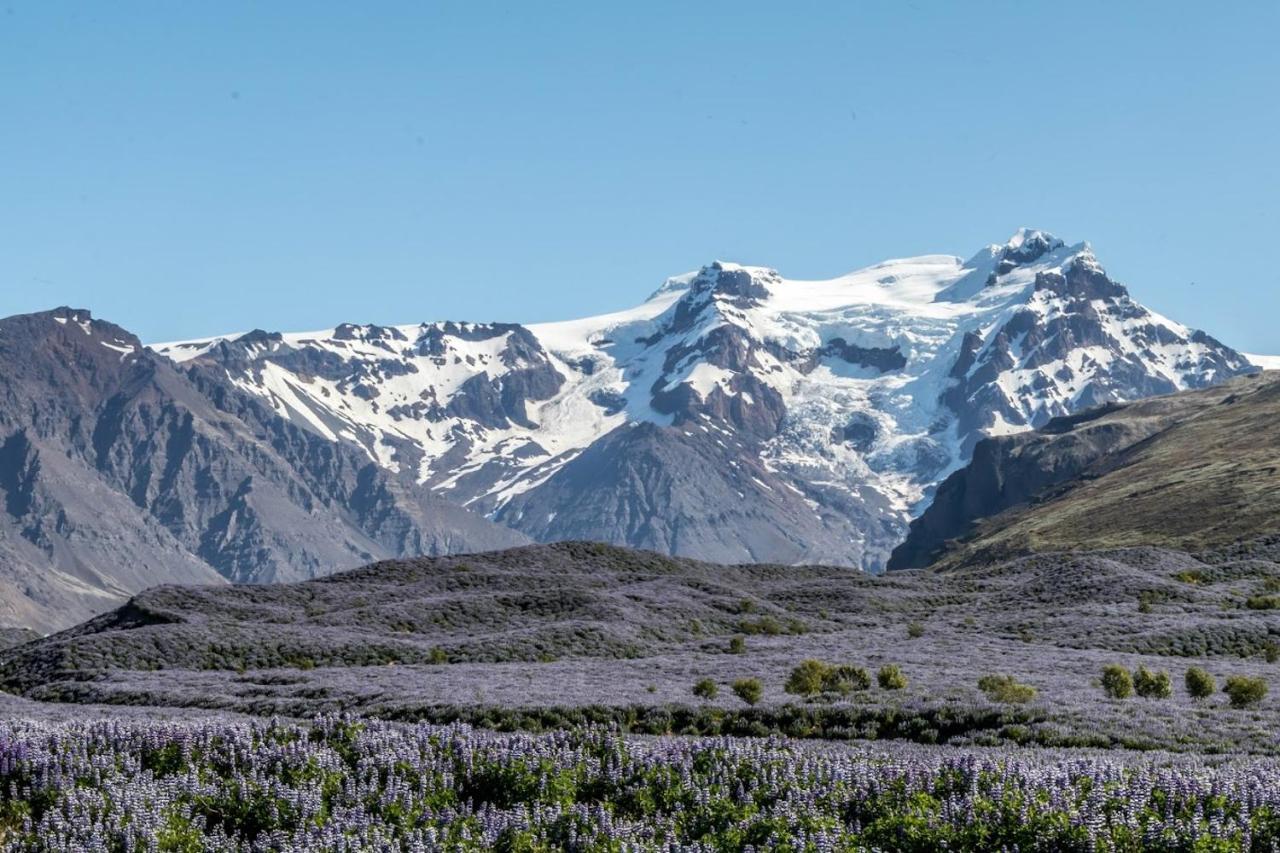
[1133,666,1172,699]
[738,616,786,636]
[692,678,718,701]
[906,621,924,639]
[731,678,763,706]
[427,647,449,665]
[727,636,746,655]
[1173,569,1207,584]
[822,665,871,696]
[784,660,829,697]
[977,675,1037,704]
[1185,666,1215,699]
[1101,665,1133,699]
[156,810,207,852]
[1223,675,1268,708]
[785,660,874,699]
[877,664,907,691]
[1246,596,1280,611]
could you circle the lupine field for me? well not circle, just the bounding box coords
[4,542,1280,849]
[3,714,1280,852]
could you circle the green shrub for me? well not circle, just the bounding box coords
[1185,667,1215,699]
[1246,596,1280,611]
[739,616,785,636]
[428,647,449,665]
[1223,675,1268,708]
[822,665,871,696]
[1133,666,1172,699]
[1174,569,1207,584]
[785,660,829,697]
[877,664,907,691]
[692,678,718,701]
[1101,665,1133,699]
[977,674,1037,704]
[785,618,809,635]
[1265,642,1280,664]
[728,636,746,655]
[907,621,924,639]
[731,678,763,706]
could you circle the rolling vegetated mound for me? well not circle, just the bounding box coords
[891,371,1280,570]
[5,539,1280,752]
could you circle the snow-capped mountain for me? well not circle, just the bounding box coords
[154,230,1257,569]
[0,307,529,632]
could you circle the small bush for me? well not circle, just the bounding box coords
[427,647,449,665]
[977,675,1037,704]
[1246,596,1280,611]
[739,616,786,636]
[692,678,718,701]
[785,660,829,697]
[1185,667,1215,700]
[1133,666,1172,699]
[731,678,763,706]
[1223,675,1268,708]
[877,664,907,691]
[1101,665,1133,699]
[1174,569,1207,584]
[1265,642,1280,663]
[907,621,924,639]
[728,636,746,655]
[822,665,871,696]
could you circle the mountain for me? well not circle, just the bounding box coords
[0,308,528,633]
[155,230,1256,569]
[889,371,1280,570]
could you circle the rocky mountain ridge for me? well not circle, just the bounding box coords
[0,307,527,632]
[889,370,1280,570]
[155,229,1258,569]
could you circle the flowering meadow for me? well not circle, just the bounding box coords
[3,715,1280,852]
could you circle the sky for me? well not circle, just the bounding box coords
[2,2,1278,353]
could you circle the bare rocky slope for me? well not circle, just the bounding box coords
[0,308,527,633]
[889,371,1280,570]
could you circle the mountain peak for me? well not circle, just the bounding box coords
[143,235,1254,572]
[1002,228,1063,260]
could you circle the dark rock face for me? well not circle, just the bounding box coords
[819,338,907,372]
[890,373,1280,570]
[0,308,528,632]
[887,417,1151,571]
[494,422,894,568]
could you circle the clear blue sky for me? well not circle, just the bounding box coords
[2,2,1277,352]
